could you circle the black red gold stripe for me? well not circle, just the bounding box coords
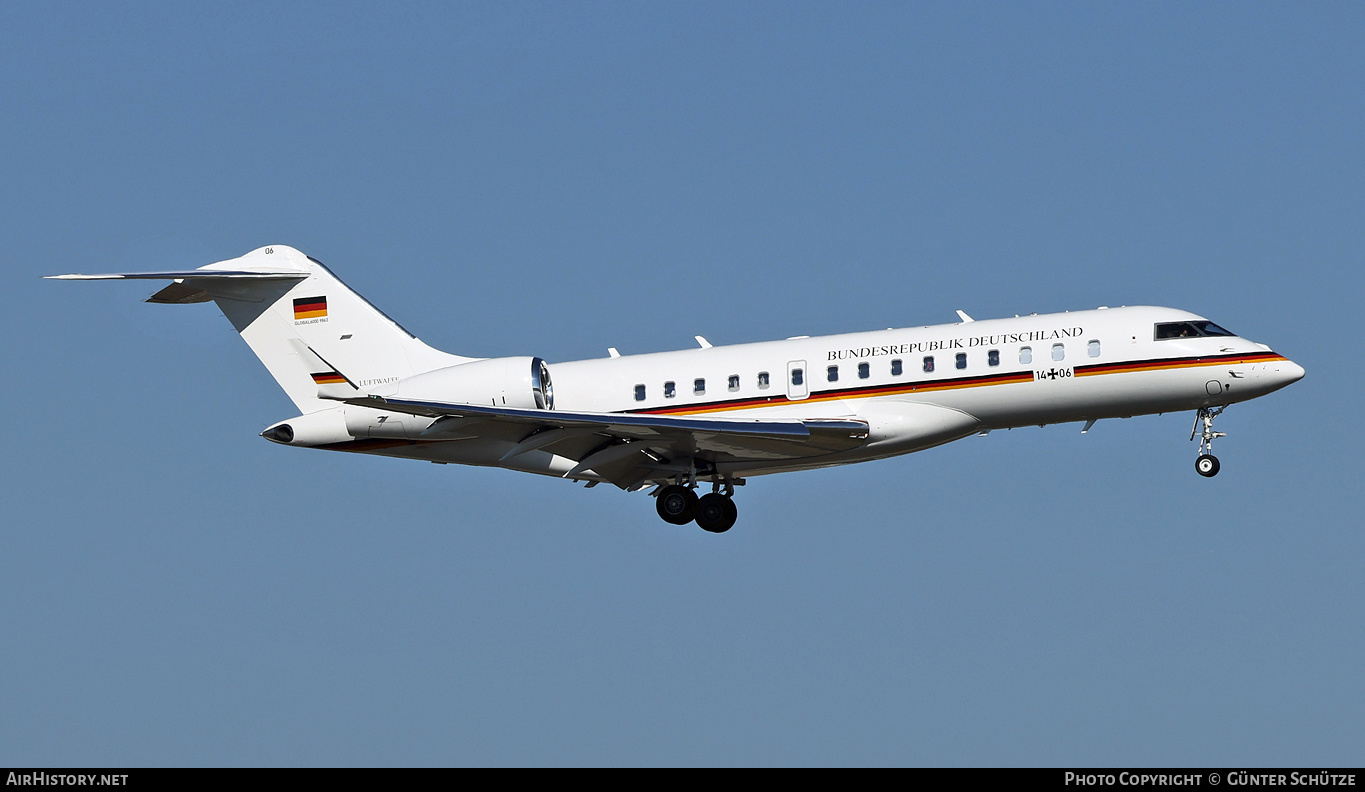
[629,351,1286,417]
[293,296,327,319]
[1075,351,1285,378]
[311,372,347,385]
[634,370,1034,416]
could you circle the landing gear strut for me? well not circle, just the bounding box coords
[1191,405,1227,478]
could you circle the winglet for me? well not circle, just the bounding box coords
[695,336,712,349]
[956,310,974,323]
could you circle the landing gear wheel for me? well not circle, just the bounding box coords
[656,485,698,525]
[1191,406,1228,478]
[695,493,738,533]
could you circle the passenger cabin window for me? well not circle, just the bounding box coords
[1052,343,1065,361]
[694,378,705,395]
[758,371,770,389]
[827,365,839,382]
[1020,346,1032,364]
[858,362,870,379]
[790,369,803,386]
[955,352,967,370]
[728,375,740,392]
[923,356,935,373]
[634,384,646,401]
[1087,340,1101,358]
[988,349,1000,367]
[664,381,676,398]
[891,359,903,376]
[1155,321,1236,340]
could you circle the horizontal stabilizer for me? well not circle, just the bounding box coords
[45,270,309,280]
[48,263,308,304]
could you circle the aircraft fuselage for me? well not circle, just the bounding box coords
[334,305,1302,480]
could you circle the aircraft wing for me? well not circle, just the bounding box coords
[341,394,870,489]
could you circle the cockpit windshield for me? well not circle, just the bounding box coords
[1154,321,1236,340]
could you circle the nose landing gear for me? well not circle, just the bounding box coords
[1191,405,1227,477]
[653,479,740,533]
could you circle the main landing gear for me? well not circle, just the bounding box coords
[654,481,740,533]
[1191,405,1227,478]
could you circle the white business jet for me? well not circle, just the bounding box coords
[51,245,1304,533]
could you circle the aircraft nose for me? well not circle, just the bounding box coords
[1273,358,1306,388]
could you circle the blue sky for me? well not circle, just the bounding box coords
[2,2,1361,766]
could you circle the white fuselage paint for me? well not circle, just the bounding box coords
[311,305,1303,483]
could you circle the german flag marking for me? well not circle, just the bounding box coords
[293,296,328,319]
[311,372,347,385]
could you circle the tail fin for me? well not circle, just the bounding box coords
[49,245,472,412]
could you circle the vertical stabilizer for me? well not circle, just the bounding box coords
[197,246,472,412]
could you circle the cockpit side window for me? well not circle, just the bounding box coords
[1155,321,1238,340]
[1190,321,1235,337]
[1155,322,1200,340]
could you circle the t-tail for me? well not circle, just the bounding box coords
[47,245,472,413]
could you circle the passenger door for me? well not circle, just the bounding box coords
[787,360,809,400]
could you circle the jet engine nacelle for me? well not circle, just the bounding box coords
[263,357,555,446]
[261,408,352,447]
[393,356,555,411]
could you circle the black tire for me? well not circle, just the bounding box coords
[656,485,698,525]
[720,496,738,530]
[1195,454,1221,478]
[695,493,738,533]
